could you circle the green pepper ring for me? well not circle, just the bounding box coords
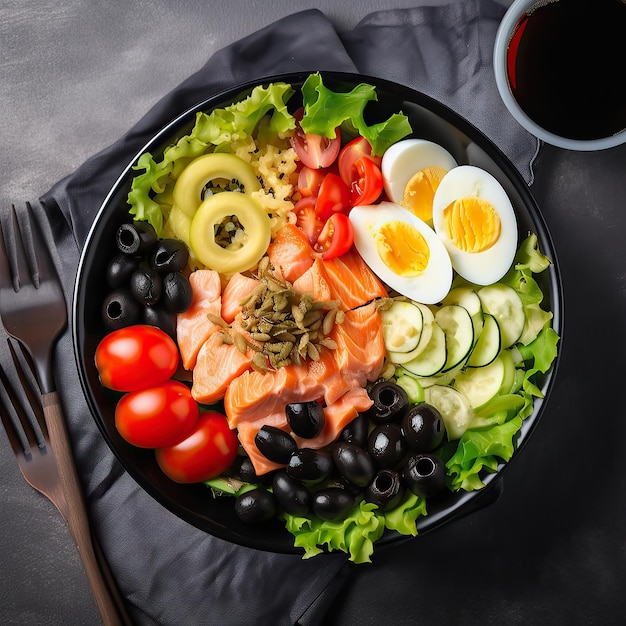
[189,192,271,275]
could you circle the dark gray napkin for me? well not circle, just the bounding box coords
[33,3,538,625]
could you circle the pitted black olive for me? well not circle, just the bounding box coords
[116,221,158,255]
[367,422,407,469]
[150,238,189,274]
[403,453,446,498]
[365,469,405,511]
[254,426,297,464]
[130,263,163,306]
[231,455,273,485]
[312,487,355,522]
[142,305,177,339]
[234,488,276,524]
[332,442,375,488]
[286,401,325,439]
[339,412,369,447]
[161,272,193,313]
[364,381,410,424]
[102,289,140,331]
[287,448,333,485]
[106,253,139,289]
[401,403,446,451]
[272,471,310,517]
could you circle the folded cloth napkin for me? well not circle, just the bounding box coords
[31,2,538,625]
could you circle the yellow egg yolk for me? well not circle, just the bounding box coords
[374,220,430,277]
[401,166,448,223]
[443,196,501,253]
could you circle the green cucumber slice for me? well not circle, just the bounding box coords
[400,322,447,377]
[467,313,501,367]
[424,384,474,440]
[442,286,484,341]
[435,304,474,372]
[477,284,525,348]
[380,300,423,353]
[388,303,434,364]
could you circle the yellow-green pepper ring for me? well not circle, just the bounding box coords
[173,153,261,218]
[189,192,271,275]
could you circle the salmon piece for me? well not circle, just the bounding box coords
[191,329,255,405]
[292,258,333,304]
[220,272,259,323]
[176,269,223,370]
[267,224,315,283]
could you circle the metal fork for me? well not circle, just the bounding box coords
[0,203,131,626]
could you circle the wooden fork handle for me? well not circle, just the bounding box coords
[42,391,132,626]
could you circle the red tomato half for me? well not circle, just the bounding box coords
[95,324,179,392]
[350,156,384,206]
[317,213,354,260]
[337,136,382,187]
[294,197,324,245]
[297,166,326,197]
[155,411,239,483]
[115,380,198,449]
[290,108,341,169]
[315,172,351,221]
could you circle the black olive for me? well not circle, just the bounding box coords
[150,238,189,274]
[403,453,446,498]
[285,401,325,439]
[401,403,446,451]
[312,487,355,522]
[231,456,268,485]
[142,305,177,339]
[287,448,333,485]
[364,381,410,424]
[367,422,407,469]
[102,289,140,331]
[234,488,277,524]
[339,412,369,447]
[106,253,139,289]
[130,263,163,306]
[272,471,310,517]
[332,442,375,488]
[365,469,406,511]
[116,221,158,255]
[254,426,297,464]
[161,272,193,313]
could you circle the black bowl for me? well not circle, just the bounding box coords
[72,71,563,554]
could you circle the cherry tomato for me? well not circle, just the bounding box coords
[297,166,326,197]
[95,324,179,392]
[294,197,324,245]
[155,411,239,483]
[338,137,382,187]
[290,108,341,169]
[350,156,384,206]
[317,213,354,260]
[115,380,198,448]
[315,172,351,221]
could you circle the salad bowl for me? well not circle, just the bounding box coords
[73,71,562,555]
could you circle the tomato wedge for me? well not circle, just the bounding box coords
[350,156,384,206]
[294,196,324,245]
[290,108,341,169]
[297,166,326,197]
[315,172,351,220]
[337,136,382,187]
[317,213,354,260]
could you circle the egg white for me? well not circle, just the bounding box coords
[381,139,458,204]
[350,201,453,304]
[432,165,518,285]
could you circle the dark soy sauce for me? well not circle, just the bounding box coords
[507,0,626,141]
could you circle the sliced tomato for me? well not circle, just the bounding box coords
[315,172,351,221]
[290,108,341,170]
[338,136,382,187]
[294,196,324,245]
[298,166,326,197]
[317,213,354,260]
[350,156,384,206]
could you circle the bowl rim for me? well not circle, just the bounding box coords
[72,70,564,553]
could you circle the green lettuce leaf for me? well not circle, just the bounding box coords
[383,492,428,536]
[299,73,412,156]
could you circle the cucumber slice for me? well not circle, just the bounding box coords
[395,374,426,404]
[453,351,515,409]
[467,313,501,367]
[424,384,474,440]
[442,286,484,341]
[380,301,423,353]
[400,322,447,377]
[435,304,474,372]
[477,284,525,348]
[387,303,434,364]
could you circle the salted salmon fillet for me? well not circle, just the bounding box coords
[176,269,222,370]
[266,223,314,283]
[220,272,259,323]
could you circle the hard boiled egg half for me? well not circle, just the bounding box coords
[432,165,517,285]
[350,201,453,304]
[381,139,457,225]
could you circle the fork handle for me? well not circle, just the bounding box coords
[42,391,132,626]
